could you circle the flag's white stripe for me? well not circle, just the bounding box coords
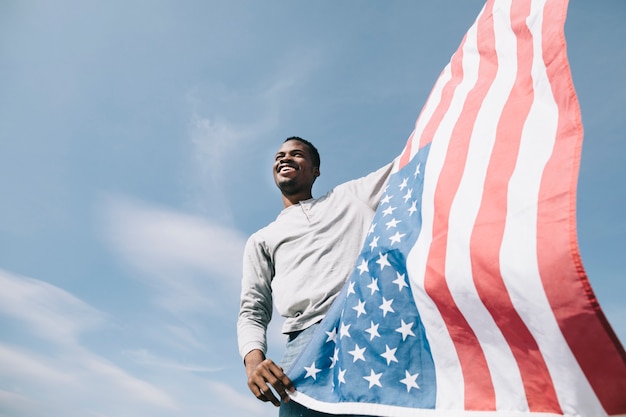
[291,390,572,417]
[406,64,453,162]
[500,0,606,414]
[406,1,491,163]
[394,61,451,176]
[407,6,486,409]
[445,0,528,410]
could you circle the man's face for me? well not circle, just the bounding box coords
[273,140,320,197]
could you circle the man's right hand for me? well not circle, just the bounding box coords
[244,349,295,407]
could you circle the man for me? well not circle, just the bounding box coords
[237,136,394,416]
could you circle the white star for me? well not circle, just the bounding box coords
[348,344,366,363]
[304,362,321,380]
[395,319,416,341]
[380,345,398,365]
[375,253,391,270]
[367,222,377,235]
[399,177,409,190]
[363,369,383,388]
[367,277,379,295]
[392,272,408,292]
[380,194,392,205]
[414,163,421,177]
[400,370,420,392]
[337,368,347,385]
[403,188,413,203]
[339,322,351,339]
[379,297,395,317]
[382,206,397,217]
[352,299,366,317]
[389,231,406,245]
[365,321,380,341]
[357,259,369,275]
[325,327,337,343]
[369,235,379,251]
[408,200,417,216]
[330,348,339,368]
[385,218,401,229]
[347,281,356,296]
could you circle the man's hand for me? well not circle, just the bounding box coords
[244,349,295,407]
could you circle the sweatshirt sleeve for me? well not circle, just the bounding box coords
[341,160,397,209]
[237,233,275,359]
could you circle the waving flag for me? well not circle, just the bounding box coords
[286,0,626,416]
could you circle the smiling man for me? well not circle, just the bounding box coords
[237,136,394,416]
[273,138,321,207]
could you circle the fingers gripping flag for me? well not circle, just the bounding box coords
[287,0,626,416]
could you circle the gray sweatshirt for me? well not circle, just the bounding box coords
[237,162,395,358]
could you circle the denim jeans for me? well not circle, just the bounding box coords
[279,324,369,417]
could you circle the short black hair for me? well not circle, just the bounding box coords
[284,136,320,168]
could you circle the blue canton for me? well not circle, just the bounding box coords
[288,144,436,409]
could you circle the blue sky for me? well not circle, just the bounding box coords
[0,1,624,416]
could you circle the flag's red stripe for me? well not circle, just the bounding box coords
[424,1,499,410]
[416,46,468,151]
[398,130,414,170]
[536,0,626,413]
[469,1,561,412]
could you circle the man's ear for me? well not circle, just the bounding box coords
[314,167,320,177]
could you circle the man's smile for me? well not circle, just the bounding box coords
[278,164,298,174]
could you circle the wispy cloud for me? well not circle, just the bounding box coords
[100,195,247,316]
[0,344,75,383]
[0,265,281,416]
[205,380,271,415]
[0,270,104,346]
[0,388,39,417]
[0,270,177,416]
[124,348,224,373]
[0,266,277,417]
[96,195,288,413]
[81,353,176,409]
[0,343,176,411]
[184,47,324,219]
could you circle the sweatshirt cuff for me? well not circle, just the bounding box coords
[239,341,266,361]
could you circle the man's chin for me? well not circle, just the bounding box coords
[277,180,299,196]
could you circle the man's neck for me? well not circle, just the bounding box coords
[281,192,313,208]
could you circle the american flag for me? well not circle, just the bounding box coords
[287,0,626,416]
